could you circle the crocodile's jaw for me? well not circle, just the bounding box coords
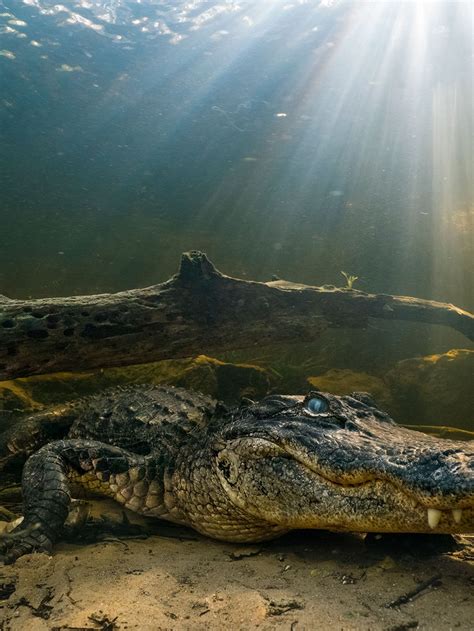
[175,453,474,542]
[209,435,474,538]
[218,456,474,535]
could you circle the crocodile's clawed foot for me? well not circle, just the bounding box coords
[0,522,52,564]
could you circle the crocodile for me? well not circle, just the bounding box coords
[0,384,473,563]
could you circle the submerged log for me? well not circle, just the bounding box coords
[0,251,473,381]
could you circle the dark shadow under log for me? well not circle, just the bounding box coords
[0,251,473,381]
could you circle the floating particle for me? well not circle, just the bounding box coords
[57,64,83,72]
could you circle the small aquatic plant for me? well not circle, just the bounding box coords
[340,271,359,289]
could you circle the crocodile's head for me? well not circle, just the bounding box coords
[182,391,474,541]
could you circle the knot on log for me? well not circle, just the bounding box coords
[176,251,222,285]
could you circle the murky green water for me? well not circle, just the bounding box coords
[0,1,472,428]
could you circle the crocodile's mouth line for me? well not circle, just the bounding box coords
[288,453,471,530]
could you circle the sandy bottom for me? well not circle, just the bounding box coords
[0,502,473,631]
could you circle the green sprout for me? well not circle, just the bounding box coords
[340,271,359,289]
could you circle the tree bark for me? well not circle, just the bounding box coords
[0,251,472,381]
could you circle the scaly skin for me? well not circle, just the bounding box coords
[0,385,473,563]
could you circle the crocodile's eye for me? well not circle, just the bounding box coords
[305,396,329,414]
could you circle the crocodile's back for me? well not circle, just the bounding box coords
[1,385,217,466]
[68,384,217,453]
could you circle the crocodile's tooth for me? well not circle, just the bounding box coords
[452,509,463,524]
[427,508,442,529]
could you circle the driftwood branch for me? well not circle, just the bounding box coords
[0,251,473,381]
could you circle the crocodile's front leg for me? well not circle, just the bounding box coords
[0,440,157,563]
